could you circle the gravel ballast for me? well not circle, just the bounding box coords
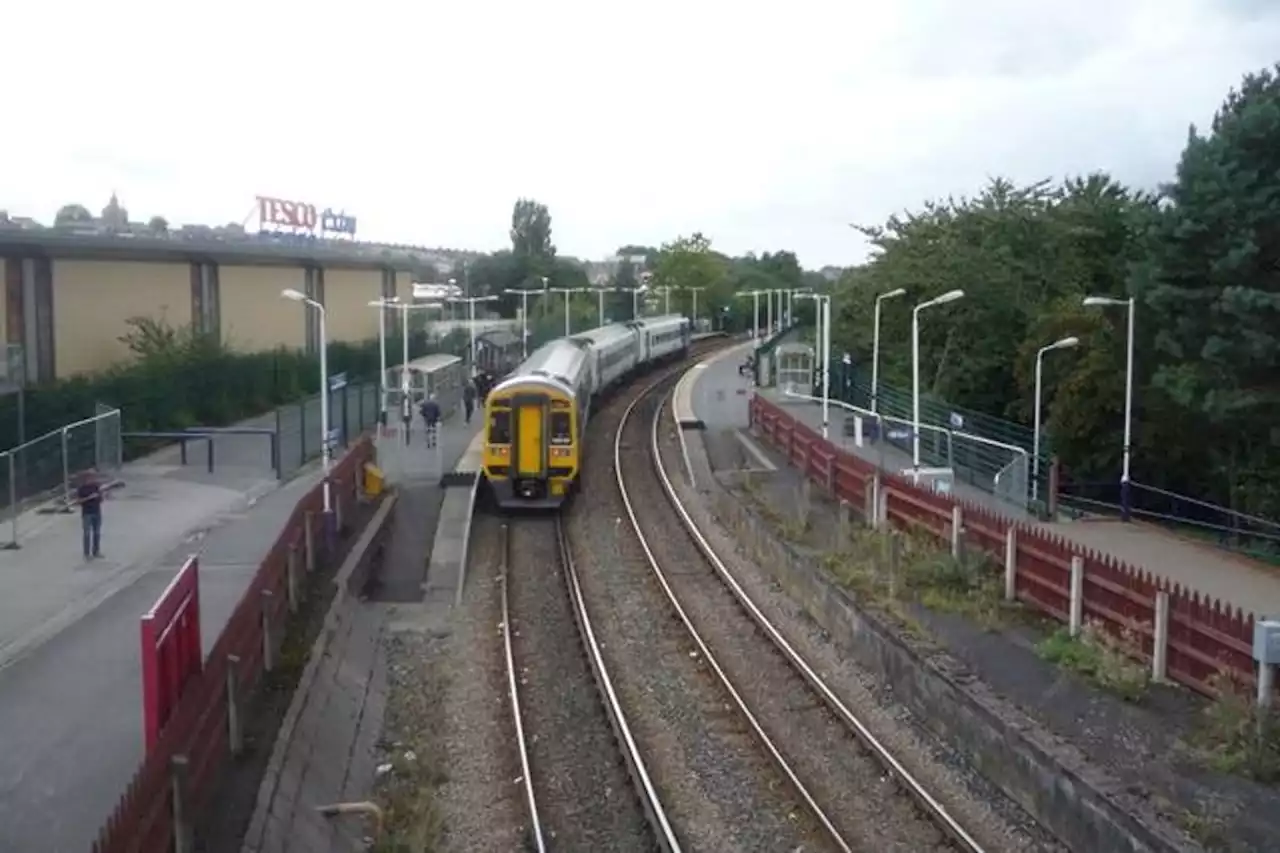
[568,371,832,852]
[659,386,1068,850]
[503,515,655,851]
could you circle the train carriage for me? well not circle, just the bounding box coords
[482,338,591,510]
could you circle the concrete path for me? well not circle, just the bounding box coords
[728,376,1280,618]
[0,406,344,853]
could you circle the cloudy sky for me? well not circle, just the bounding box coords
[3,0,1276,269]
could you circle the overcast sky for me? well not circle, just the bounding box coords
[3,0,1276,269]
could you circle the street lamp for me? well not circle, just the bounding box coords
[281,288,332,516]
[546,287,589,336]
[871,287,907,414]
[503,288,541,359]
[686,286,706,331]
[447,294,501,371]
[797,292,832,439]
[911,289,965,475]
[736,290,764,343]
[1083,294,1137,521]
[366,296,401,424]
[1033,336,1080,503]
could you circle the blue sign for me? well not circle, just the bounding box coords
[329,371,348,392]
[321,209,357,236]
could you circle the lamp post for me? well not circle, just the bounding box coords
[546,287,589,336]
[686,286,706,330]
[366,296,400,425]
[871,287,907,414]
[797,292,832,438]
[1083,295,1137,521]
[736,290,763,343]
[281,288,332,515]
[911,289,965,475]
[503,288,540,359]
[448,295,500,371]
[1033,336,1080,503]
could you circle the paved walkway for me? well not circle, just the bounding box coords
[242,412,480,852]
[0,408,345,853]
[695,366,1280,618]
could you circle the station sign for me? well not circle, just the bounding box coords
[256,196,357,238]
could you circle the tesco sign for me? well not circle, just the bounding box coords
[256,196,357,237]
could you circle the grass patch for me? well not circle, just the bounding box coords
[369,748,447,852]
[1186,671,1280,783]
[1036,622,1151,702]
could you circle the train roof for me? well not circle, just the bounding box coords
[400,352,462,373]
[493,338,589,396]
[572,322,635,347]
[630,314,688,329]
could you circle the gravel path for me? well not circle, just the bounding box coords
[670,424,1068,852]
[504,516,655,851]
[568,371,834,853]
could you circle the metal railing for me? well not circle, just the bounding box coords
[0,407,123,549]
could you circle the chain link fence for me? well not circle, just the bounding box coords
[275,379,379,479]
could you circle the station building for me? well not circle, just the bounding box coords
[0,230,426,382]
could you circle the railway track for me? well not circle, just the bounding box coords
[496,513,676,852]
[605,369,992,852]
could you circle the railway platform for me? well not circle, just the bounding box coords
[673,338,756,430]
[0,412,351,853]
[755,388,1280,618]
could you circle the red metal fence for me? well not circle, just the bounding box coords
[750,395,1262,699]
[92,436,375,853]
[140,556,202,754]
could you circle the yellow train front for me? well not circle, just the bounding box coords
[481,338,591,510]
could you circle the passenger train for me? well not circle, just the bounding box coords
[481,314,692,510]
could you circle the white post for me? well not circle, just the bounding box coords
[950,504,962,558]
[469,298,477,368]
[767,289,774,336]
[820,296,830,439]
[377,300,388,421]
[1259,664,1275,712]
[663,287,670,315]
[911,303,922,475]
[753,291,761,341]
[597,288,605,326]
[400,301,410,406]
[521,292,529,358]
[1069,556,1084,636]
[1121,296,1136,522]
[1004,527,1017,601]
[1152,590,1170,682]
[1033,348,1044,504]
[317,305,332,513]
[872,288,905,414]
[564,290,571,336]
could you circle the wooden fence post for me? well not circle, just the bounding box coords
[226,654,243,755]
[171,754,193,853]
[1004,527,1017,602]
[1152,590,1170,682]
[1069,556,1084,637]
[261,589,276,672]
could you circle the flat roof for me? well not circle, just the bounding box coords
[0,228,434,272]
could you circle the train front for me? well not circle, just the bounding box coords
[482,377,580,510]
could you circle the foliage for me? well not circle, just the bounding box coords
[1188,670,1280,782]
[831,64,1280,519]
[1036,623,1150,702]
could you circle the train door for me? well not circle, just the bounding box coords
[511,393,548,498]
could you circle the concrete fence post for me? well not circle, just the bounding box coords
[304,512,316,573]
[261,589,276,672]
[170,754,194,853]
[286,545,300,614]
[334,478,345,534]
[885,533,900,599]
[226,654,243,755]
[873,474,887,530]
[1152,590,1170,682]
[863,477,875,528]
[835,500,850,550]
[950,505,963,559]
[1069,556,1084,637]
[1004,527,1017,602]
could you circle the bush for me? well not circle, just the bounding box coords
[0,316,437,451]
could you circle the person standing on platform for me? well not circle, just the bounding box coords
[420,394,442,448]
[75,469,104,560]
[463,380,477,425]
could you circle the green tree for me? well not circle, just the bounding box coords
[510,198,555,266]
[650,232,728,323]
[1134,64,1280,516]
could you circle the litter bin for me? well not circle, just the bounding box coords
[363,462,386,497]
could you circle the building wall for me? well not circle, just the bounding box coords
[53,260,189,376]
[323,268,381,344]
[221,264,307,352]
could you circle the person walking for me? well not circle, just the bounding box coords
[420,394,442,448]
[75,469,104,560]
[463,380,477,425]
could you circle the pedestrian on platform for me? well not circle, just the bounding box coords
[75,469,104,560]
[463,381,477,425]
[420,394,442,448]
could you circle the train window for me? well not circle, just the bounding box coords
[488,410,511,444]
[550,411,571,445]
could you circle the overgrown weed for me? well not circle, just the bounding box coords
[1036,621,1151,702]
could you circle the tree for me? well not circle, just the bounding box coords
[510,198,555,265]
[148,216,169,235]
[650,232,728,322]
[54,204,92,227]
[1134,64,1280,516]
